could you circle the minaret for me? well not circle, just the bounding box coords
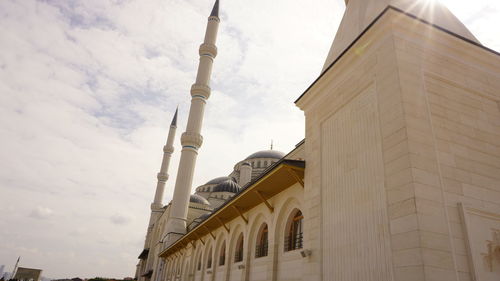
[146,108,178,239]
[152,108,178,210]
[164,0,220,245]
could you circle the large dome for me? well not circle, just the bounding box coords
[190,194,210,205]
[245,150,285,160]
[205,176,230,185]
[213,179,241,193]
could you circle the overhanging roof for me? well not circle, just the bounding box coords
[159,159,305,258]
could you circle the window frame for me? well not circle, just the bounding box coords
[219,241,226,266]
[255,223,269,258]
[234,233,244,263]
[207,247,213,269]
[197,251,202,271]
[284,210,304,252]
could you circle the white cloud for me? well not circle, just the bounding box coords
[110,214,132,225]
[0,0,498,279]
[29,207,54,220]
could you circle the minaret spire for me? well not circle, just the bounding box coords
[170,106,178,127]
[210,0,219,17]
[164,0,220,246]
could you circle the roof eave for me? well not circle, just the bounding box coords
[159,159,305,258]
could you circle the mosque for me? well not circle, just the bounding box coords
[135,0,500,281]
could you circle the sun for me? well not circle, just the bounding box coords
[435,0,471,15]
[416,0,472,19]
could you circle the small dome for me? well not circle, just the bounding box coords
[190,194,210,205]
[213,179,241,193]
[205,176,230,185]
[246,150,285,160]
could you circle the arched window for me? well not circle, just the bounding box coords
[257,161,261,168]
[197,251,202,271]
[207,247,213,269]
[176,261,181,277]
[234,233,244,262]
[285,210,303,252]
[219,242,226,266]
[255,223,268,258]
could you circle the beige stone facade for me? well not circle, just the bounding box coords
[297,6,500,281]
[137,1,500,281]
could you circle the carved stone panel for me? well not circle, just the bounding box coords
[459,203,500,281]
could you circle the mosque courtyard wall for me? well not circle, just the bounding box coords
[160,182,305,281]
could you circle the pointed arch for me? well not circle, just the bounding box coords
[181,259,190,281]
[284,209,303,252]
[196,248,203,271]
[206,246,213,269]
[234,232,244,263]
[255,223,269,258]
[272,195,302,251]
[218,241,226,266]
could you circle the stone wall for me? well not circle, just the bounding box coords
[297,8,500,281]
[160,182,305,281]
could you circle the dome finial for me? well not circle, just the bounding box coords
[210,0,219,17]
[270,139,274,150]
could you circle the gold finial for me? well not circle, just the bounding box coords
[270,140,274,150]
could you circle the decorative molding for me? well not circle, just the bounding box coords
[163,145,174,154]
[157,173,169,182]
[199,42,217,57]
[459,203,500,280]
[190,83,211,99]
[482,229,500,272]
[181,132,203,148]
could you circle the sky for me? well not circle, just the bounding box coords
[0,0,499,279]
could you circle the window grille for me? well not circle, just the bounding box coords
[284,211,303,252]
[234,234,244,262]
[255,241,268,258]
[207,249,212,268]
[255,224,269,258]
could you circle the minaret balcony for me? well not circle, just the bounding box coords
[191,84,211,99]
[199,43,217,58]
[181,132,203,148]
[163,145,174,154]
[157,173,169,182]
